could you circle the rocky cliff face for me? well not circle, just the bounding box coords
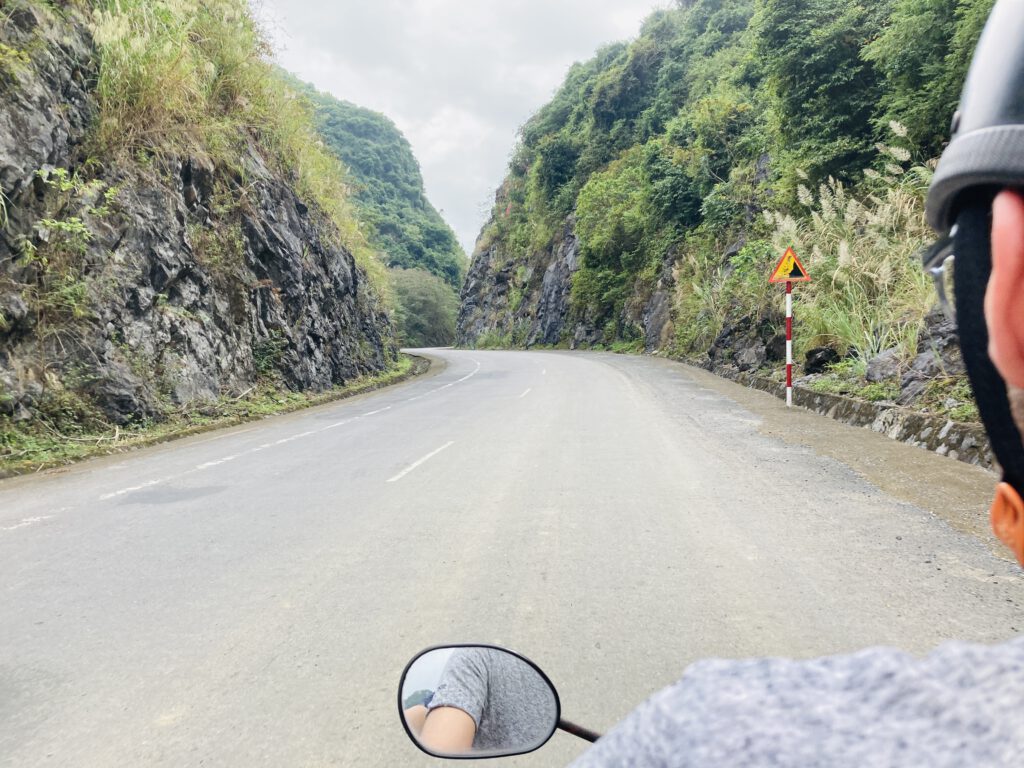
[0,6,394,426]
[458,204,966,421]
[457,215,680,351]
[457,218,579,347]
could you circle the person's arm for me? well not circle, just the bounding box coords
[419,705,477,752]
[418,649,490,752]
[403,704,428,736]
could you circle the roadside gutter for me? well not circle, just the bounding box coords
[701,361,992,469]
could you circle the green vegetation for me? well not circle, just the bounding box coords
[88,0,387,292]
[476,0,992,419]
[281,76,466,346]
[0,40,30,79]
[389,267,459,347]
[0,1,441,470]
[287,77,466,290]
[807,359,901,402]
[14,168,120,334]
[473,329,514,350]
[0,355,420,477]
[919,377,980,422]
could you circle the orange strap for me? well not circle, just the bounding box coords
[991,482,1024,567]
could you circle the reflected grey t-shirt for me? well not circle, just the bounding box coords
[428,648,557,752]
[571,637,1024,767]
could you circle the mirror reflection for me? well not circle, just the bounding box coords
[400,645,559,757]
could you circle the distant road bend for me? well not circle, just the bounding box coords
[1,350,1021,767]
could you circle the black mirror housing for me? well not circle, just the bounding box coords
[398,644,561,759]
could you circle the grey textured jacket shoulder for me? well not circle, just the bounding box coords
[570,637,1024,767]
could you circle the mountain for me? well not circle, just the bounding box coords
[289,77,467,290]
[457,0,991,414]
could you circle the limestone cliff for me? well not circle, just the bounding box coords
[457,214,677,352]
[0,4,395,428]
[457,218,579,348]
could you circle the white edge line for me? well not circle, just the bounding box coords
[321,419,355,431]
[99,478,163,500]
[0,515,54,532]
[386,441,455,483]
[404,360,481,402]
[519,388,532,398]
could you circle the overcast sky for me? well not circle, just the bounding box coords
[254,1,666,255]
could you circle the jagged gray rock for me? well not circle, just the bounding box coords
[867,348,902,382]
[528,226,579,346]
[457,218,581,347]
[642,248,678,353]
[736,343,767,371]
[805,347,840,374]
[0,6,395,427]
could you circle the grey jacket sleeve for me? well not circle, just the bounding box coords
[427,649,490,728]
[569,638,1024,768]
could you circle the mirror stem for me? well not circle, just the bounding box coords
[557,718,601,743]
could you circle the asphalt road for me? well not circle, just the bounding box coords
[1,349,1022,767]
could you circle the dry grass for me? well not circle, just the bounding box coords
[767,144,935,361]
[88,0,388,296]
[672,126,937,365]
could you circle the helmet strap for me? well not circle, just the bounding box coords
[954,193,1024,565]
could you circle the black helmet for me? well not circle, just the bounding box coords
[926,0,1024,566]
[926,0,1024,232]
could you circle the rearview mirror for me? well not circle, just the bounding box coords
[398,644,560,759]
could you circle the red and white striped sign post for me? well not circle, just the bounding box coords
[769,247,811,408]
[785,280,794,406]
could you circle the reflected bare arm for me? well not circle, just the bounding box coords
[419,706,477,753]
[404,704,428,735]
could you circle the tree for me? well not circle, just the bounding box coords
[755,0,884,180]
[390,268,459,347]
[861,0,995,156]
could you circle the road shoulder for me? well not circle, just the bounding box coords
[637,354,1003,559]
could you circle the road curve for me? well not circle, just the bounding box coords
[1,349,1021,767]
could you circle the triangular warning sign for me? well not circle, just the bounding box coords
[769,246,811,283]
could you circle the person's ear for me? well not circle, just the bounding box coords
[986,189,1024,388]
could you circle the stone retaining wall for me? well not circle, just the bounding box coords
[706,364,993,469]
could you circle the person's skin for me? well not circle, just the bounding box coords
[418,705,476,753]
[986,189,1024,436]
[403,704,428,735]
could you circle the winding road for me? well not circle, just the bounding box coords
[1,350,1021,766]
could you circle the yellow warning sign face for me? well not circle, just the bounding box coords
[769,246,811,283]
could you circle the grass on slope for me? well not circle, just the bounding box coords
[87,0,388,294]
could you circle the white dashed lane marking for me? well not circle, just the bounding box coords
[196,455,239,470]
[386,442,454,484]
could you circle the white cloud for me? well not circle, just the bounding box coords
[254,0,666,254]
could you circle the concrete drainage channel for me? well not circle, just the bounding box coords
[704,364,993,469]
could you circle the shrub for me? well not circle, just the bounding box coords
[764,136,935,362]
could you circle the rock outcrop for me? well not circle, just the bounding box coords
[457,218,582,347]
[0,6,395,426]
